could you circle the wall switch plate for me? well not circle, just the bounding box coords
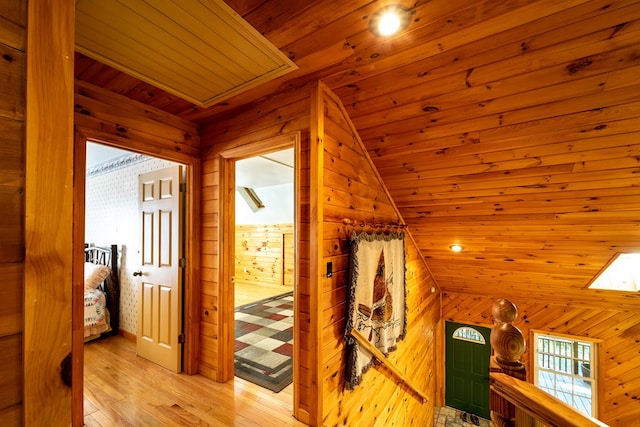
[326,262,333,278]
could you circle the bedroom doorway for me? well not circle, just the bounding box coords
[82,142,190,372]
[73,114,201,424]
[219,133,299,407]
[233,148,295,394]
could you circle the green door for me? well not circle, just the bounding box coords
[445,321,492,420]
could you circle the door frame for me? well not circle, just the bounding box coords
[72,128,201,422]
[218,132,300,389]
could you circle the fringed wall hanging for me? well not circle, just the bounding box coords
[344,229,406,389]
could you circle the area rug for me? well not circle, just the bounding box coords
[234,292,294,392]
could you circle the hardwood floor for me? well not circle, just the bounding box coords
[83,335,303,426]
[234,281,294,307]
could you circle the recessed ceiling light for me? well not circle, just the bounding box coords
[369,6,410,37]
[449,244,464,253]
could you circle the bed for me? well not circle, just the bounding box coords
[84,244,120,341]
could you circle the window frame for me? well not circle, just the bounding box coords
[531,330,600,418]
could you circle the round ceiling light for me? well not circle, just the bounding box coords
[449,244,464,253]
[369,6,410,37]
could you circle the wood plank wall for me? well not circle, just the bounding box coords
[74,80,200,160]
[203,81,442,426]
[317,83,441,426]
[200,85,313,422]
[235,223,294,288]
[442,292,640,427]
[0,1,26,424]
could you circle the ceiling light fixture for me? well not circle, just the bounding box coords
[369,5,411,37]
[449,244,464,253]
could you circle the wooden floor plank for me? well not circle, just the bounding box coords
[83,335,302,426]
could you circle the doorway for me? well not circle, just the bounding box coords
[84,145,177,328]
[233,149,295,394]
[84,144,185,369]
[75,135,201,421]
[234,149,295,304]
[219,133,299,407]
[445,321,492,420]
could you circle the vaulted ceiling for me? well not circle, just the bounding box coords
[74,0,640,309]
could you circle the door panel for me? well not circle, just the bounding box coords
[445,321,491,420]
[137,166,182,372]
[141,283,154,339]
[159,285,173,346]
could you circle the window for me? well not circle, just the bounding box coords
[452,326,486,344]
[534,333,597,417]
[589,252,640,292]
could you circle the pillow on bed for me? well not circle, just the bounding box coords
[84,262,110,290]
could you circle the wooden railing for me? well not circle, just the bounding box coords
[491,371,608,427]
[490,299,609,427]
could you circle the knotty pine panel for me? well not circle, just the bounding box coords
[0,264,22,336]
[0,117,23,263]
[0,407,20,427]
[335,1,638,111]
[74,81,200,164]
[372,117,640,172]
[0,334,22,408]
[319,84,439,427]
[234,223,294,288]
[339,6,640,316]
[75,80,199,140]
[201,85,313,421]
[352,28,640,131]
[442,292,640,427]
[0,1,25,423]
[0,44,24,121]
[0,1,26,50]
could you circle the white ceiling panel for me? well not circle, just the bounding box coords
[75,0,297,107]
[236,149,293,188]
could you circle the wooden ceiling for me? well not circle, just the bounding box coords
[74,0,640,309]
[75,0,296,107]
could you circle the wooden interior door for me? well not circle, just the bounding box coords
[136,165,183,372]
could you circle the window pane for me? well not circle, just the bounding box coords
[452,327,485,344]
[534,333,595,417]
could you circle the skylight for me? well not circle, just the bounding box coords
[589,253,640,292]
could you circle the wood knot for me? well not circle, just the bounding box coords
[421,105,439,113]
[60,353,72,387]
[566,57,593,74]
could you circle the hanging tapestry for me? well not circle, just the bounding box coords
[345,231,406,389]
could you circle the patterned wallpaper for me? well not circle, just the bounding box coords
[85,153,176,335]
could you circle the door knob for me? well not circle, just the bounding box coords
[133,270,143,276]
